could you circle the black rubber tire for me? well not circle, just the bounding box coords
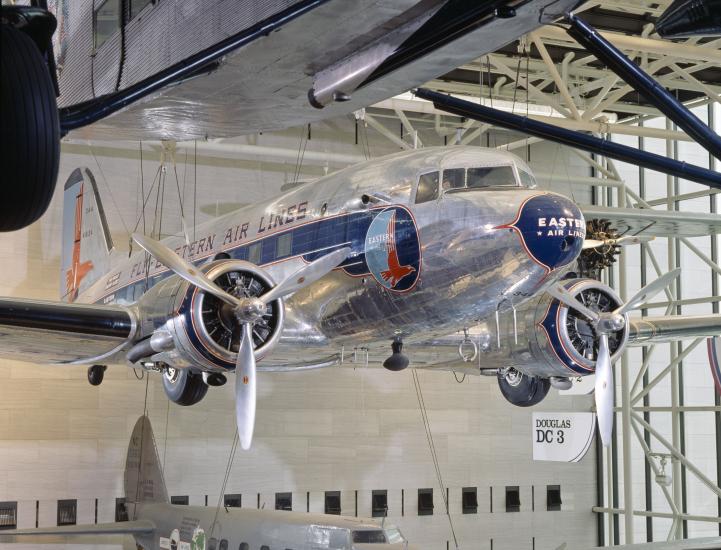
[497,369,551,407]
[162,367,208,406]
[87,365,107,386]
[0,24,60,232]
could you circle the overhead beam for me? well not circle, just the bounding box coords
[535,26,721,64]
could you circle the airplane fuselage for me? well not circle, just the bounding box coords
[79,147,585,370]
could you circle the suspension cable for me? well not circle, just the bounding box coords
[412,370,459,548]
[209,430,240,540]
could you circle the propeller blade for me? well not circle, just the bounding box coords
[595,333,614,447]
[582,239,605,249]
[132,233,238,307]
[260,247,351,304]
[614,235,655,246]
[546,284,601,323]
[235,322,257,451]
[614,268,681,315]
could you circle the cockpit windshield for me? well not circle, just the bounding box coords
[415,164,520,204]
[466,166,516,188]
[352,530,387,543]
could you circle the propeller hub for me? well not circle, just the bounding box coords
[598,313,626,334]
[235,297,266,323]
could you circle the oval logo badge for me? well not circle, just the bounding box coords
[364,207,420,292]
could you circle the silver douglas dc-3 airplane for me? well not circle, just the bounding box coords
[1,146,720,450]
[0,415,415,549]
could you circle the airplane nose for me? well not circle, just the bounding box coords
[497,192,585,272]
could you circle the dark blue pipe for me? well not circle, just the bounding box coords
[413,88,721,189]
[566,13,721,161]
[59,0,329,133]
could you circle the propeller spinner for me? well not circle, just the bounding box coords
[547,268,681,446]
[133,233,350,450]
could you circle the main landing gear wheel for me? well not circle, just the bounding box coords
[497,368,550,407]
[0,24,60,231]
[162,366,208,406]
[87,365,107,386]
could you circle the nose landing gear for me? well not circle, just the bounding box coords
[87,364,107,386]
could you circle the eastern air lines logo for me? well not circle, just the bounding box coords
[495,193,585,273]
[364,207,421,292]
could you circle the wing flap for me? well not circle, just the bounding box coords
[580,206,721,237]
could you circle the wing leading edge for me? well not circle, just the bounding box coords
[580,205,721,238]
[0,297,136,364]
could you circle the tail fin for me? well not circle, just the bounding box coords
[124,416,168,516]
[61,167,113,302]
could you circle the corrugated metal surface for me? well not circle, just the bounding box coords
[54,0,302,107]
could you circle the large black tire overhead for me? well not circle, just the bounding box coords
[0,24,60,231]
[497,368,551,407]
[162,366,208,406]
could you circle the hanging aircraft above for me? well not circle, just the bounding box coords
[1,146,720,450]
[0,416,415,549]
[1,0,583,231]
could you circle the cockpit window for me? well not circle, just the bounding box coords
[441,168,465,191]
[384,527,405,543]
[467,166,517,188]
[415,171,439,204]
[352,530,387,543]
[519,170,536,188]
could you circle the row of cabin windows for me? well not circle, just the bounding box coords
[93,0,154,50]
[415,166,520,204]
[0,486,563,531]
[116,231,294,303]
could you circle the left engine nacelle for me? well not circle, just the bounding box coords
[133,260,284,371]
[491,278,629,379]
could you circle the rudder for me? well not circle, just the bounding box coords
[61,167,113,301]
[124,416,169,516]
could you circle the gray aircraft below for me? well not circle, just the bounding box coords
[0,416,415,550]
[0,146,719,450]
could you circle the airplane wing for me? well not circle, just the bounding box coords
[580,205,721,237]
[0,520,155,538]
[64,0,582,140]
[0,297,136,364]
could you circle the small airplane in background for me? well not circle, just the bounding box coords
[0,416,415,549]
[0,146,719,450]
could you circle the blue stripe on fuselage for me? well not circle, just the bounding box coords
[94,207,399,305]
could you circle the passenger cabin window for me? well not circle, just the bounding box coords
[352,530,387,543]
[441,168,465,191]
[219,540,228,550]
[415,171,439,204]
[467,166,517,188]
[239,544,249,550]
[248,243,262,264]
[93,0,121,50]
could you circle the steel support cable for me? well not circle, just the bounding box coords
[412,370,459,549]
[210,430,240,540]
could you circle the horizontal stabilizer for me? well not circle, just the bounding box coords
[0,519,155,537]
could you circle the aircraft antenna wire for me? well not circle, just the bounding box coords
[210,429,240,540]
[411,370,459,549]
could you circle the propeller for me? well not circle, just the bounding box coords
[582,234,655,249]
[548,268,681,446]
[132,233,350,450]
